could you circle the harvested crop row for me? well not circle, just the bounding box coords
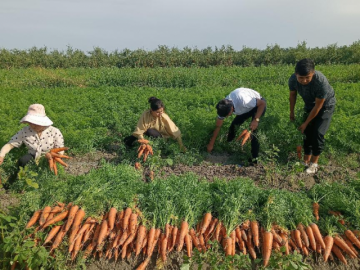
[25,204,360,269]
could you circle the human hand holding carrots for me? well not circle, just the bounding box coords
[249,120,258,132]
[47,147,71,175]
[137,140,153,162]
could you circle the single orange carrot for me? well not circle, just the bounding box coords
[134,162,141,170]
[39,206,52,226]
[306,225,317,251]
[136,256,151,270]
[263,231,273,267]
[185,233,192,257]
[169,226,178,252]
[49,205,64,214]
[312,202,319,221]
[344,230,360,249]
[189,228,201,251]
[137,139,149,144]
[146,144,153,155]
[235,227,245,251]
[43,225,62,244]
[251,220,259,247]
[116,230,129,247]
[48,157,54,171]
[200,213,212,235]
[71,229,84,260]
[165,223,171,239]
[160,233,167,261]
[198,234,206,251]
[146,227,156,256]
[270,228,283,246]
[333,236,356,258]
[96,220,109,247]
[297,223,309,248]
[50,224,67,251]
[204,218,218,240]
[246,232,256,259]
[54,157,68,167]
[50,147,69,153]
[293,229,303,249]
[143,150,149,162]
[177,220,189,252]
[26,210,42,229]
[222,236,232,256]
[214,222,222,242]
[309,223,325,249]
[64,205,79,232]
[301,245,309,256]
[50,152,71,159]
[122,207,132,232]
[241,229,248,242]
[279,232,290,255]
[75,217,94,236]
[107,207,117,231]
[42,211,69,229]
[53,161,58,175]
[123,231,137,247]
[323,235,334,262]
[128,213,138,235]
[230,231,236,256]
[68,209,86,249]
[343,235,358,256]
[332,244,347,265]
[135,225,147,256]
[289,238,299,253]
[147,228,161,256]
[137,144,146,158]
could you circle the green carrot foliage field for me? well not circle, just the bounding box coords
[0,65,360,269]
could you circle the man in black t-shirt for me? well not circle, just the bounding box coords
[289,58,336,174]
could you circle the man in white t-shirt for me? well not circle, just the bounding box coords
[207,88,267,162]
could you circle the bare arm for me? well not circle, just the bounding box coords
[249,99,266,131]
[0,144,15,165]
[207,118,224,153]
[298,98,325,133]
[289,90,297,121]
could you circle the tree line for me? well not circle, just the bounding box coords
[1,41,359,69]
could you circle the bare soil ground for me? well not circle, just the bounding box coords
[1,150,359,269]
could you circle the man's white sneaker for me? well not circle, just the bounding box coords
[306,163,318,174]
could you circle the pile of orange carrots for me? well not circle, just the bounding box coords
[25,203,360,269]
[45,147,71,175]
[135,140,155,180]
[137,139,153,162]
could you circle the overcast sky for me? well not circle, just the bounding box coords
[0,0,359,52]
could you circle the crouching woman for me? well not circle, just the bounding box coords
[124,97,185,151]
[0,104,65,169]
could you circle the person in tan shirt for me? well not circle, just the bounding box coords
[124,97,185,151]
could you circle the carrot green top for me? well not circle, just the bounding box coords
[132,110,181,140]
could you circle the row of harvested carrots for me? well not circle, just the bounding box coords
[25,204,360,269]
